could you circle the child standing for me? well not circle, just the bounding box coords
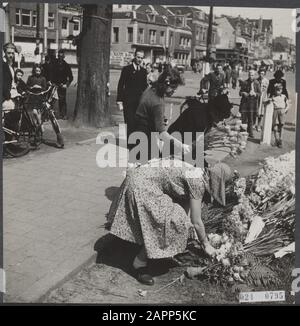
[270,84,289,148]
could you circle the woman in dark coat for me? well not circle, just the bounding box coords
[131,67,190,164]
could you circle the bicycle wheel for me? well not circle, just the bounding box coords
[49,110,64,147]
[4,131,30,157]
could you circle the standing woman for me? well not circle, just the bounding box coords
[256,68,269,132]
[132,66,190,163]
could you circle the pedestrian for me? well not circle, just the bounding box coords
[52,49,74,120]
[256,68,269,132]
[267,69,289,99]
[116,49,148,147]
[107,159,232,285]
[231,66,239,89]
[265,84,289,148]
[199,63,225,101]
[224,63,232,88]
[41,55,53,83]
[239,69,261,138]
[15,69,27,95]
[26,64,47,90]
[26,64,47,130]
[133,66,190,163]
[2,43,18,106]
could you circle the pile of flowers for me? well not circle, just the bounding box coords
[218,110,249,158]
[186,151,295,287]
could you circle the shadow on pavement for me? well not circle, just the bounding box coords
[93,234,178,280]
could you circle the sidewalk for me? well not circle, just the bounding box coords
[4,135,128,302]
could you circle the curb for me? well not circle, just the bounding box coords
[36,253,98,303]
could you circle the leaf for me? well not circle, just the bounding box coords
[186,267,206,279]
[179,274,185,284]
[138,289,147,297]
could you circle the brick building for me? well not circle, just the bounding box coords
[111,5,192,68]
[167,6,218,61]
[6,3,82,64]
[215,15,273,68]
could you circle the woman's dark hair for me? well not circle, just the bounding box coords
[32,63,42,75]
[152,65,183,97]
[274,69,284,79]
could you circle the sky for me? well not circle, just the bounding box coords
[196,7,296,43]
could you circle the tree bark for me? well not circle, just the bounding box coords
[73,5,112,128]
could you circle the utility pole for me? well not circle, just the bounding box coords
[35,3,41,63]
[43,3,48,58]
[202,6,213,77]
[206,6,213,64]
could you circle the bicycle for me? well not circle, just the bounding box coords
[2,96,41,157]
[26,84,64,148]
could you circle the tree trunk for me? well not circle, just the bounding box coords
[73,5,112,128]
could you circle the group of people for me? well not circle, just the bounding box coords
[116,49,191,163]
[200,63,289,147]
[2,43,73,121]
[109,50,235,286]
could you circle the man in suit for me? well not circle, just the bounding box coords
[52,49,73,119]
[117,49,148,147]
[239,69,261,138]
[2,42,16,103]
[199,63,225,102]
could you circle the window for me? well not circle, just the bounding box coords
[127,27,133,43]
[15,9,21,26]
[48,12,55,29]
[21,9,31,27]
[62,17,68,30]
[202,28,206,42]
[138,28,144,43]
[160,31,165,45]
[32,11,37,27]
[73,20,80,31]
[113,27,119,43]
[149,30,156,44]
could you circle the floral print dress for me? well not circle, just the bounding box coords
[107,159,206,259]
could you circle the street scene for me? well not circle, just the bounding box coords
[1,3,297,304]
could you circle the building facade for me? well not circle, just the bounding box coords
[215,15,273,68]
[111,5,192,68]
[167,6,218,62]
[6,3,82,64]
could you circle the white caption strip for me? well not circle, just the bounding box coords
[0,268,6,293]
[239,291,285,303]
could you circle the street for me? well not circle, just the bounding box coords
[3,66,297,303]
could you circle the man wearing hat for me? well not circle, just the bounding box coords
[267,69,289,99]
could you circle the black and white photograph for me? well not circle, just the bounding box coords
[1,2,297,305]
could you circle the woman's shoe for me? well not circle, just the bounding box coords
[277,139,283,148]
[135,267,154,286]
